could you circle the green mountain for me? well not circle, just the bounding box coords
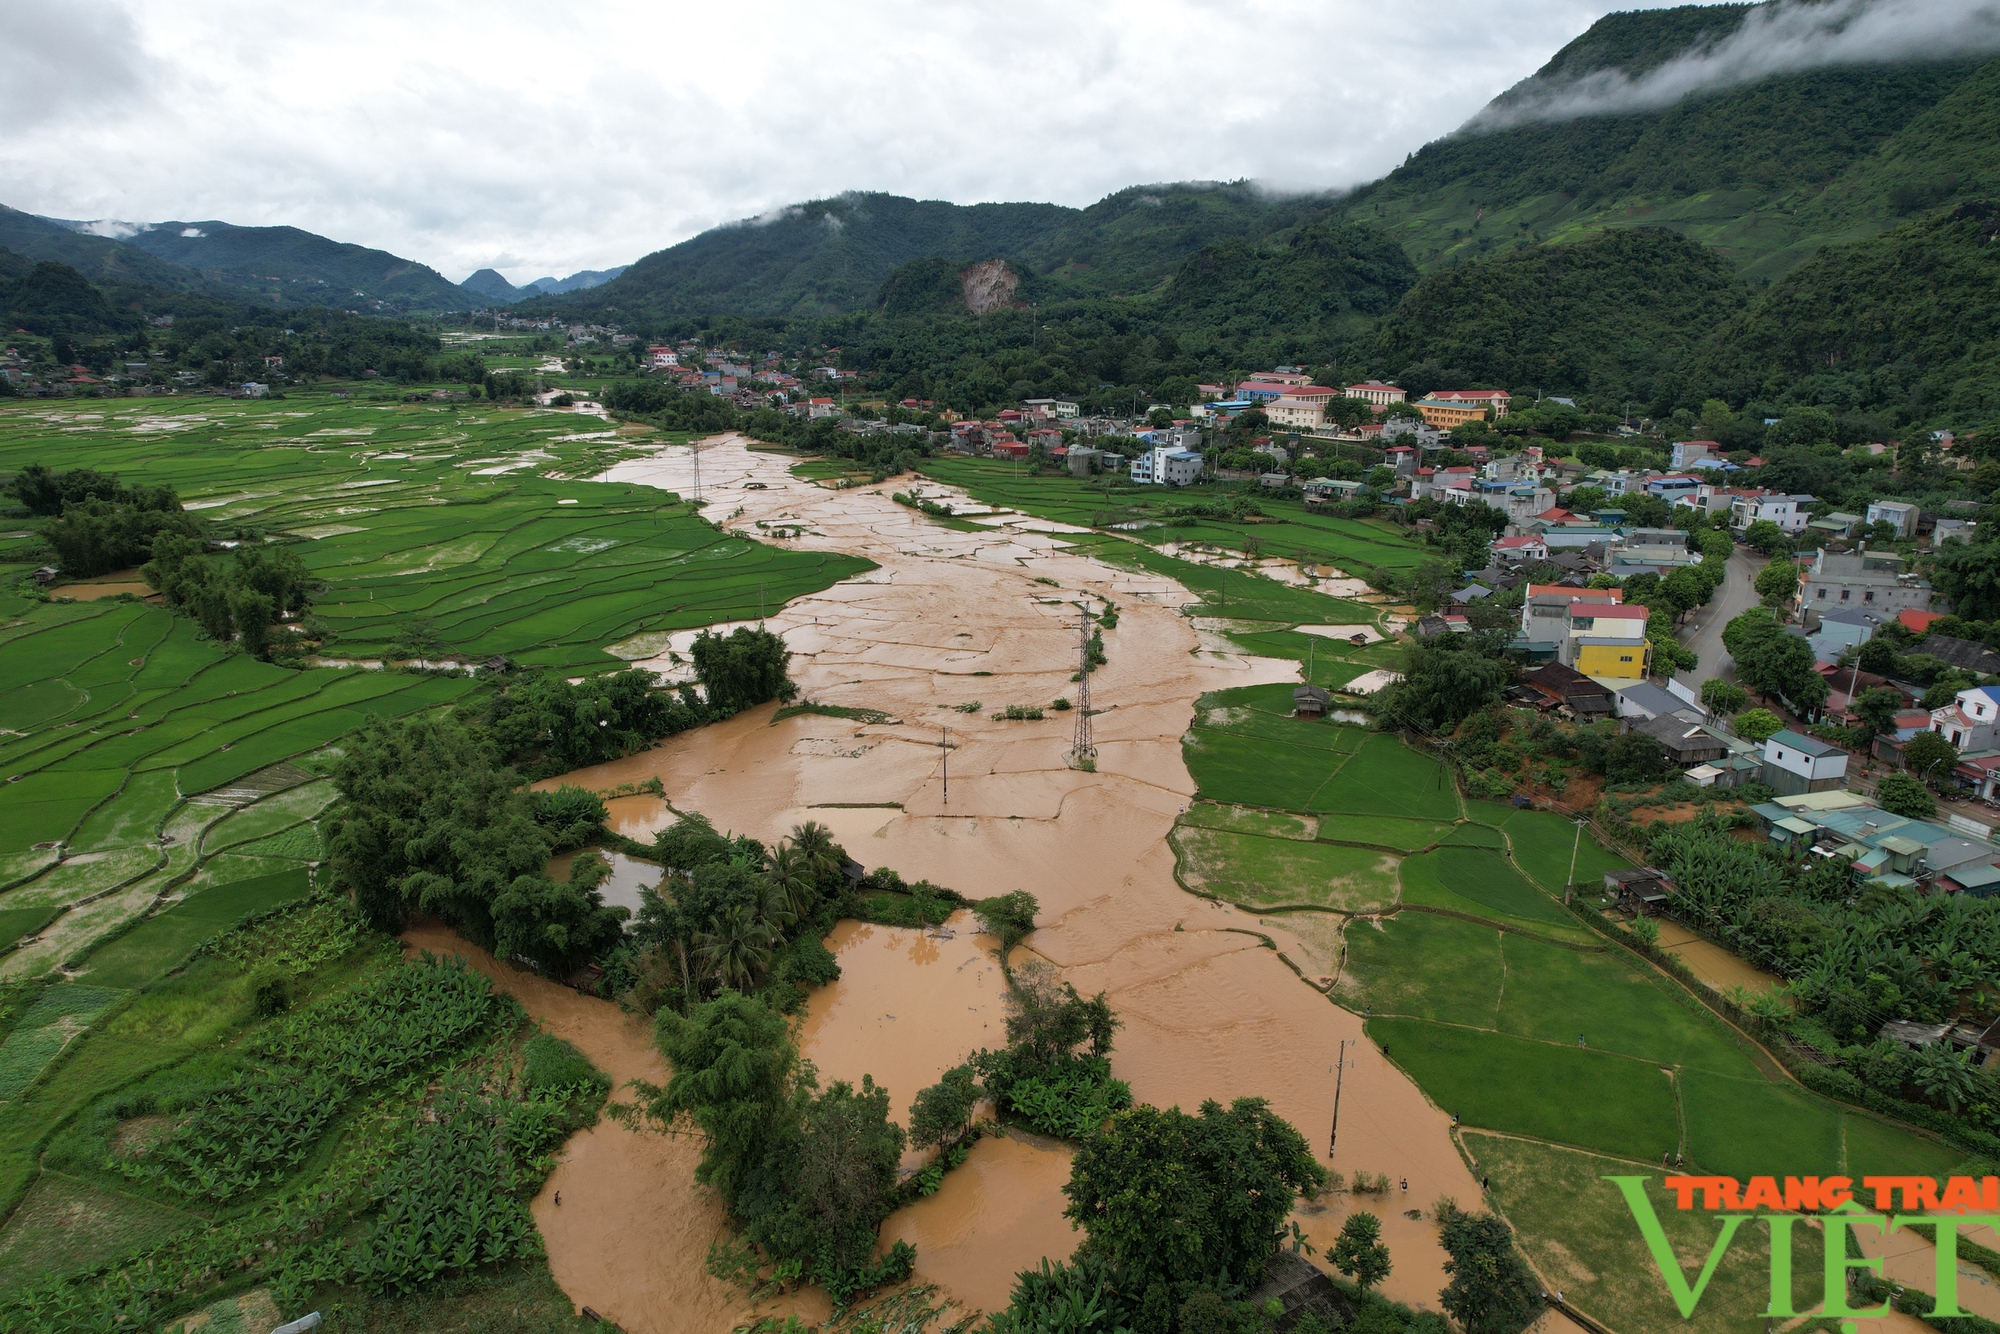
[545,183,1327,321]
[1692,200,2000,422]
[0,206,208,292]
[119,220,476,312]
[1342,6,1999,280]
[1366,227,1748,403]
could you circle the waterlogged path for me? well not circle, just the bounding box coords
[534,435,1483,1325]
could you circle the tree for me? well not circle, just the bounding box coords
[763,843,819,922]
[1733,708,1784,744]
[324,717,551,946]
[1660,565,1711,618]
[690,625,797,712]
[1857,638,1900,675]
[1742,520,1789,555]
[1754,558,1799,608]
[1330,1211,1392,1291]
[697,901,779,991]
[1063,1098,1327,1308]
[1875,771,1937,818]
[1931,540,2000,622]
[1605,732,1665,784]
[975,891,1039,958]
[1700,680,1747,715]
[744,1074,908,1289]
[909,1063,979,1154]
[492,869,627,977]
[1900,730,1961,787]
[1438,1211,1542,1334]
[1737,630,1824,711]
[1853,686,1905,740]
[637,991,798,1208]
[1379,640,1512,733]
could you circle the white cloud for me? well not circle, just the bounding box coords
[1473,0,2000,131]
[0,0,1660,280]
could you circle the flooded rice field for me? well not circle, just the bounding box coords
[517,435,1483,1326]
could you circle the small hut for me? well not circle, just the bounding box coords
[1293,685,1331,718]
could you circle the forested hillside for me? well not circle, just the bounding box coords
[120,220,476,312]
[1341,6,1998,279]
[0,206,483,313]
[542,183,1328,322]
[1366,228,1748,404]
[1691,200,2000,423]
[0,206,210,293]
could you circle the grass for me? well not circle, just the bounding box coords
[1310,733,1459,821]
[1467,1131,1825,1334]
[1399,847,1586,936]
[1368,1015,1679,1158]
[1172,826,1400,912]
[1487,803,1634,892]
[1181,726,1346,810]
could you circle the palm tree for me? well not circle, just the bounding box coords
[696,904,777,992]
[790,821,841,881]
[764,843,818,921]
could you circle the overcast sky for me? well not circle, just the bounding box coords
[2,0,1680,283]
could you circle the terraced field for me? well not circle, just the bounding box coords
[0,395,869,976]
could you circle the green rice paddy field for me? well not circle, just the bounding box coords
[0,394,869,988]
[1167,683,1971,1334]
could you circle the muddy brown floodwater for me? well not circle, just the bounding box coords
[523,434,1483,1327]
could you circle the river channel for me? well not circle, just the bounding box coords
[514,434,1485,1329]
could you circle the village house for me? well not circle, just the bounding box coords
[1864,499,1919,538]
[1730,490,1813,533]
[1130,447,1203,486]
[1930,685,2000,752]
[1670,439,1728,469]
[1800,548,1932,616]
[1759,730,1849,796]
[1805,607,1884,663]
[1911,633,2000,676]
[1492,534,1549,563]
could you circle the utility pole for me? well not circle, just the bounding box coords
[1329,1038,1352,1158]
[1565,817,1587,904]
[941,726,950,805]
[1070,603,1096,766]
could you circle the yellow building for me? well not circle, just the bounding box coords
[1414,397,1489,429]
[1574,639,1651,679]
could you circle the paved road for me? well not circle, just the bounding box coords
[1673,545,1768,691]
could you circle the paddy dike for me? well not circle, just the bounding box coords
[531,435,1482,1328]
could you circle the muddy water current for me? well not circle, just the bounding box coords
[522,435,1483,1327]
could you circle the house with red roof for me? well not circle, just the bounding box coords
[1344,382,1406,409]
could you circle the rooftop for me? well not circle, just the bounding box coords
[1767,729,1841,757]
